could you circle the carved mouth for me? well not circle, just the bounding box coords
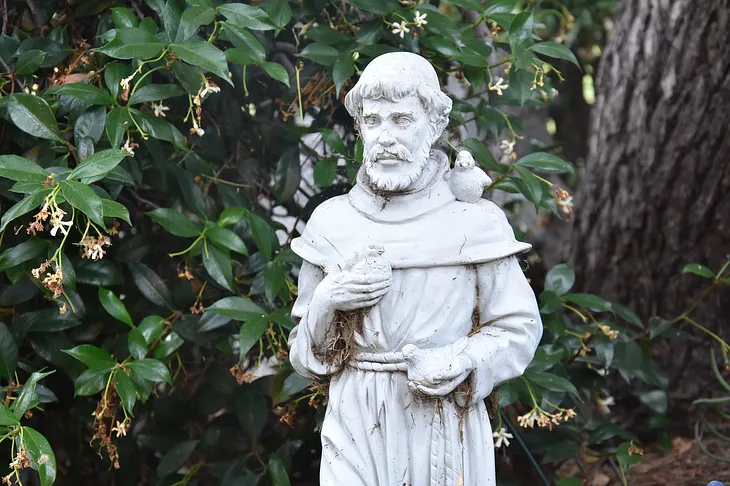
[377,158,403,166]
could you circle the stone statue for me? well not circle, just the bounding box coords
[288,52,543,486]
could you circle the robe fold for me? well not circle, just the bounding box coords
[289,158,542,486]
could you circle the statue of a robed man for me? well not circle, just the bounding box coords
[288,52,542,486]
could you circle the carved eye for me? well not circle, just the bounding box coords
[393,116,412,127]
[363,115,379,127]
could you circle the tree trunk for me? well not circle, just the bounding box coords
[571,0,730,396]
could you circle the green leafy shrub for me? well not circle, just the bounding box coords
[2,0,726,485]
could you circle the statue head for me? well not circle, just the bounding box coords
[345,52,453,192]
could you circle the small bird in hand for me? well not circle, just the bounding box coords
[448,150,493,203]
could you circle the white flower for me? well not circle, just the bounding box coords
[151,101,169,118]
[392,21,410,38]
[50,213,72,237]
[352,51,360,60]
[414,11,428,27]
[492,427,513,448]
[122,137,135,156]
[596,395,615,415]
[489,77,509,96]
[557,195,574,215]
[499,139,515,155]
[120,75,134,91]
[517,409,538,428]
[199,78,221,100]
[196,128,205,136]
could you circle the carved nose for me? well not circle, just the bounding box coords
[378,132,395,146]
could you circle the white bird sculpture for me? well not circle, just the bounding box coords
[448,150,493,203]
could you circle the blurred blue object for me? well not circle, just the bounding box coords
[707,481,725,486]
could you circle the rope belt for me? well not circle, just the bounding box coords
[348,350,408,372]
[347,349,461,485]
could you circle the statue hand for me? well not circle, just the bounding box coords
[403,341,475,397]
[314,248,392,312]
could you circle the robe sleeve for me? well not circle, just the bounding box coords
[461,256,542,405]
[288,260,342,378]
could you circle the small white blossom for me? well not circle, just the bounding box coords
[151,101,170,118]
[391,21,410,38]
[499,139,515,155]
[596,395,615,415]
[414,11,428,27]
[557,195,574,216]
[489,77,509,96]
[352,51,360,60]
[32,83,39,91]
[49,213,72,237]
[517,409,538,428]
[122,137,135,156]
[199,78,221,100]
[120,75,134,91]
[492,427,513,448]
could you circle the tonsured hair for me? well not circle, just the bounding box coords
[344,76,453,143]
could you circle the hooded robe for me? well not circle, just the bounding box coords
[289,153,542,486]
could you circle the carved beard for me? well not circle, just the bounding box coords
[363,142,431,192]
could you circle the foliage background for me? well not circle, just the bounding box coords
[0,0,728,485]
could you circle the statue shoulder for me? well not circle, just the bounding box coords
[443,198,513,231]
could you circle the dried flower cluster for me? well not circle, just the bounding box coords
[518,406,576,430]
[76,235,112,260]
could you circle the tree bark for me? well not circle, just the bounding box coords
[571,0,730,394]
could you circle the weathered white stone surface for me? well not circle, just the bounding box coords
[289,52,542,486]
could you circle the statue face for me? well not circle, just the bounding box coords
[360,96,432,192]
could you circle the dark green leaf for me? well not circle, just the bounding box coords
[306,25,349,45]
[128,328,148,359]
[544,263,575,296]
[448,0,482,9]
[147,207,202,237]
[207,226,248,254]
[105,63,133,101]
[218,207,246,227]
[203,242,234,291]
[46,83,114,105]
[280,372,312,398]
[131,109,188,150]
[63,344,116,370]
[106,107,133,149]
[170,40,233,85]
[0,403,20,426]
[75,259,123,286]
[5,94,63,141]
[209,296,266,321]
[73,369,107,396]
[0,322,19,380]
[262,0,291,28]
[60,180,105,227]
[157,441,199,478]
[128,262,174,309]
[298,43,339,66]
[176,6,216,42]
[22,427,56,486]
[513,165,542,211]
[74,106,107,146]
[139,315,166,344]
[261,62,290,87]
[247,212,274,261]
[95,27,164,60]
[128,84,186,105]
[682,263,714,279]
[221,22,266,62]
[235,392,267,442]
[313,158,337,187]
[516,152,575,176]
[321,128,346,154]
[101,199,132,225]
[333,53,354,96]
[14,50,46,75]
[128,359,172,384]
[238,314,269,360]
[648,316,673,339]
[0,240,46,272]
[529,42,580,68]
[563,293,613,312]
[216,4,274,31]
[14,371,54,417]
[0,188,52,233]
[274,148,300,203]
[346,0,397,15]
[67,149,127,181]
[111,7,138,27]
[525,371,578,395]
[114,371,137,414]
[268,454,291,486]
[613,303,643,329]
[99,287,133,327]
[152,332,184,359]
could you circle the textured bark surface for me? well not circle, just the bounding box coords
[571,0,730,395]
